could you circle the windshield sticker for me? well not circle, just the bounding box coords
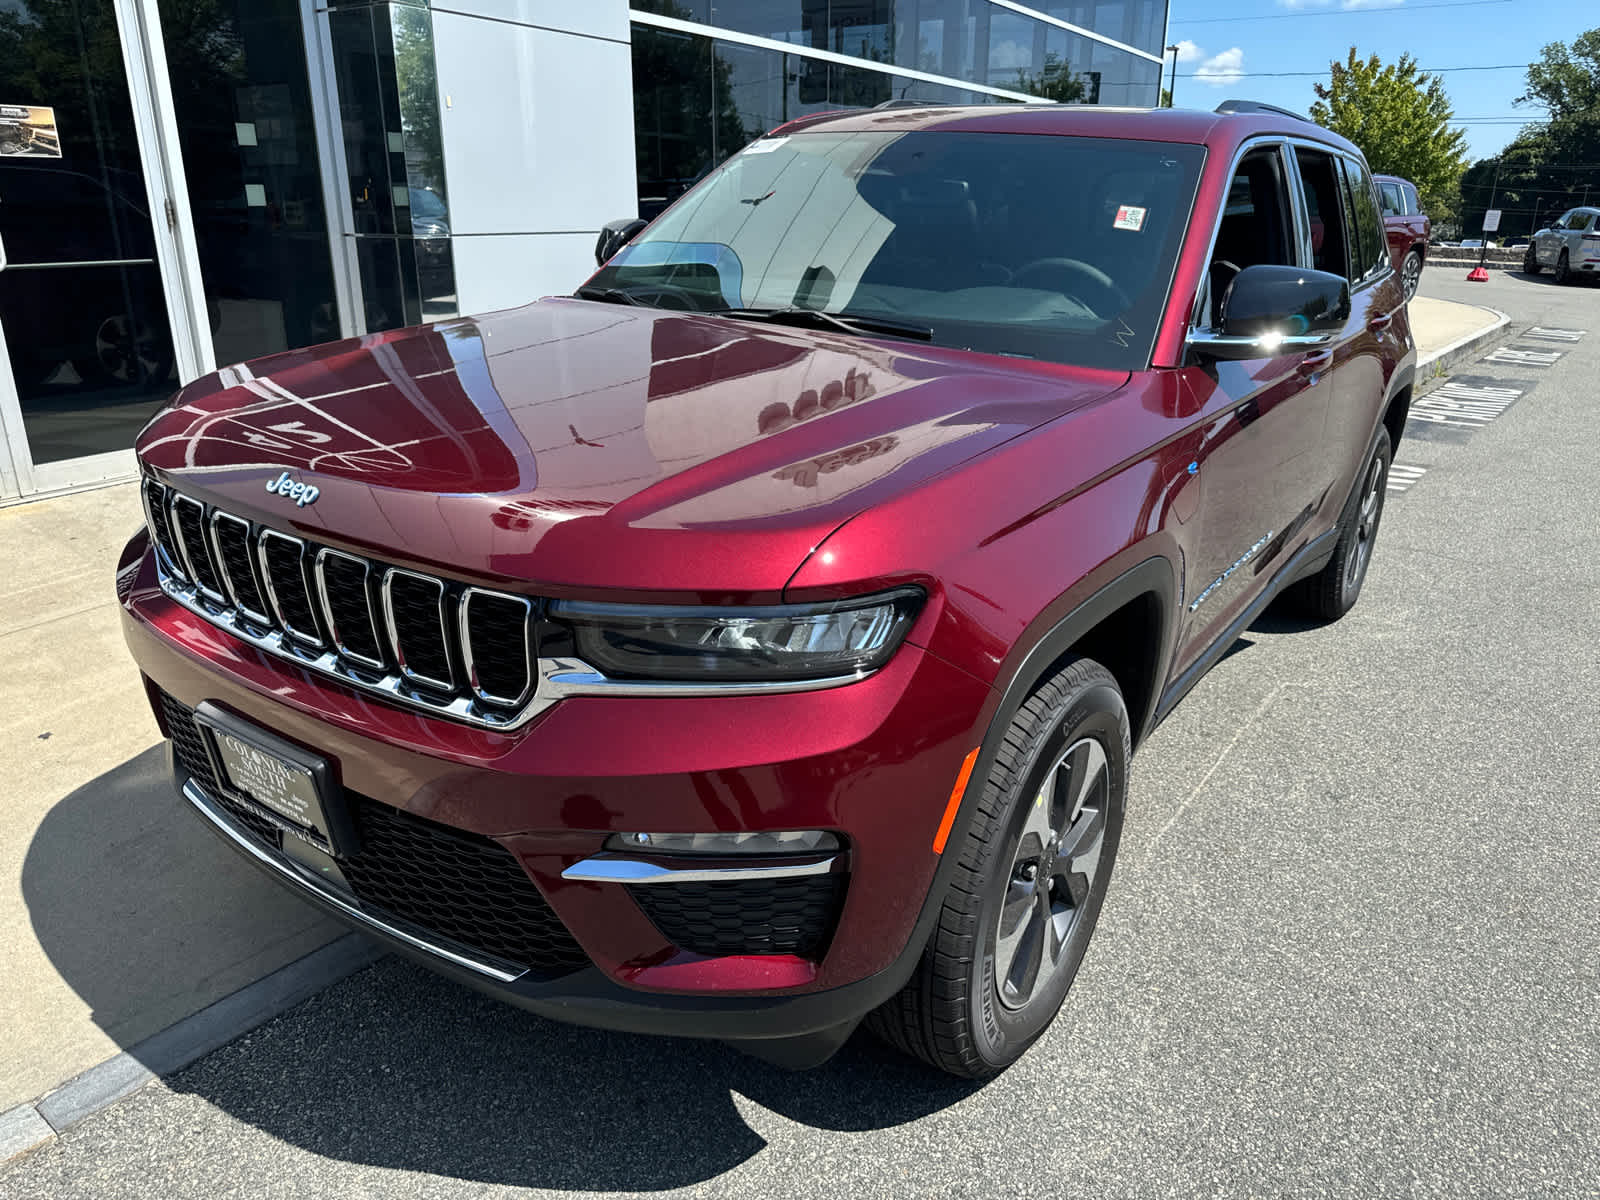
[1113,205,1147,232]
[743,137,788,154]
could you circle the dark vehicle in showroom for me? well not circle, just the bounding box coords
[1374,173,1430,302]
[120,101,1413,1078]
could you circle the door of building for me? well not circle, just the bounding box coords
[0,0,351,501]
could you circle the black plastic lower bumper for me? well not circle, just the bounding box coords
[174,748,915,1048]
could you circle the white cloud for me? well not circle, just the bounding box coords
[1276,0,1334,8]
[1194,47,1246,87]
[1342,0,1403,8]
[1174,39,1203,63]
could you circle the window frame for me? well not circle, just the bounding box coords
[1338,155,1390,287]
[1189,136,1304,332]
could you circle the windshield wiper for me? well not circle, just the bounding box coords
[574,285,650,307]
[721,307,933,342]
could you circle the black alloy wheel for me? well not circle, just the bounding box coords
[1523,245,1541,275]
[1556,249,1572,285]
[1401,249,1423,302]
[1287,426,1392,621]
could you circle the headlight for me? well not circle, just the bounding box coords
[548,587,923,682]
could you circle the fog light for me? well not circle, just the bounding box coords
[608,830,839,855]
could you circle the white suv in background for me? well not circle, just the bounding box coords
[1524,206,1600,283]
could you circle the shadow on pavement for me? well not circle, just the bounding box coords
[23,751,977,1191]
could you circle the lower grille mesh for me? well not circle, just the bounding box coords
[629,875,846,957]
[158,691,587,976]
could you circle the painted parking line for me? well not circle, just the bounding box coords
[1387,463,1428,494]
[1408,381,1524,429]
[1524,327,1586,342]
[1486,347,1563,366]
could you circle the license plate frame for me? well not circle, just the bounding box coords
[192,702,357,858]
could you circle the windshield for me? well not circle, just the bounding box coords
[585,130,1205,370]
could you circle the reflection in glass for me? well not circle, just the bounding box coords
[0,0,178,464]
[160,0,341,366]
[327,2,455,332]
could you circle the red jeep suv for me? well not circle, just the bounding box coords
[119,101,1414,1078]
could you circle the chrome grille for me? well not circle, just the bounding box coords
[172,494,227,602]
[141,478,538,728]
[259,531,323,646]
[210,512,270,625]
[384,570,454,692]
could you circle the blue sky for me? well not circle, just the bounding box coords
[1163,0,1596,161]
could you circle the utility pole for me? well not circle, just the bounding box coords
[1166,44,1179,107]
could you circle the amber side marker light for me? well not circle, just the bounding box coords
[932,747,981,854]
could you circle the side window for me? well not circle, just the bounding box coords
[1200,145,1294,326]
[1554,210,1575,231]
[1402,182,1421,215]
[1292,147,1352,281]
[1577,212,1596,232]
[1340,157,1387,281]
[1379,181,1403,216]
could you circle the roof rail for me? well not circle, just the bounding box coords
[1215,99,1312,123]
[871,98,952,110]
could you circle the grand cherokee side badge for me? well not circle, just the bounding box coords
[265,470,320,508]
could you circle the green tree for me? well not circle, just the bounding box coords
[1015,53,1089,104]
[1309,48,1469,222]
[1520,29,1600,119]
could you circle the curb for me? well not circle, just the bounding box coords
[1416,304,1514,376]
[0,933,385,1165]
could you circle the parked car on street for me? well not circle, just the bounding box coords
[1523,206,1600,283]
[120,101,1415,1078]
[1375,174,1430,301]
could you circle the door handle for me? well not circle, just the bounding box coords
[1297,349,1333,376]
[1368,312,1393,332]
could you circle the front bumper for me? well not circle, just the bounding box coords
[118,533,992,1040]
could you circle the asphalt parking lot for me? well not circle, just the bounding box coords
[4,265,1597,1199]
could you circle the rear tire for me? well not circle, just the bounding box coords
[1401,249,1423,301]
[1286,427,1391,622]
[866,657,1128,1078]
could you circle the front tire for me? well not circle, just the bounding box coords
[1287,427,1391,622]
[866,657,1128,1078]
[1523,245,1541,275]
[1555,249,1572,285]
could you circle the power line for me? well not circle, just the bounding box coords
[1172,0,1512,23]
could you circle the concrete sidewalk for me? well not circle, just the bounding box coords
[0,485,348,1130]
[0,292,1513,1163]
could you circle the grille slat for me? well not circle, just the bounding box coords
[210,513,270,624]
[158,691,586,976]
[259,532,322,646]
[171,495,226,600]
[142,479,185,579]
[629,875,846,958]
[462,590,533,707]
[317,550,386,669]
[140,480,537,725]
[384,570,454,690]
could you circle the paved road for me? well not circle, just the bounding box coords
[5,269,1599,1199]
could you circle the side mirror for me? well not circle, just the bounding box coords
[595,217,647,267]
[1188,264,1350,361]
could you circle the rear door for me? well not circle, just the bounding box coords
[1323,154,1403,484]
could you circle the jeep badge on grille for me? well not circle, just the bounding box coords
[266,470,320,508]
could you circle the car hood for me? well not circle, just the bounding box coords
[137,299,1129,596]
